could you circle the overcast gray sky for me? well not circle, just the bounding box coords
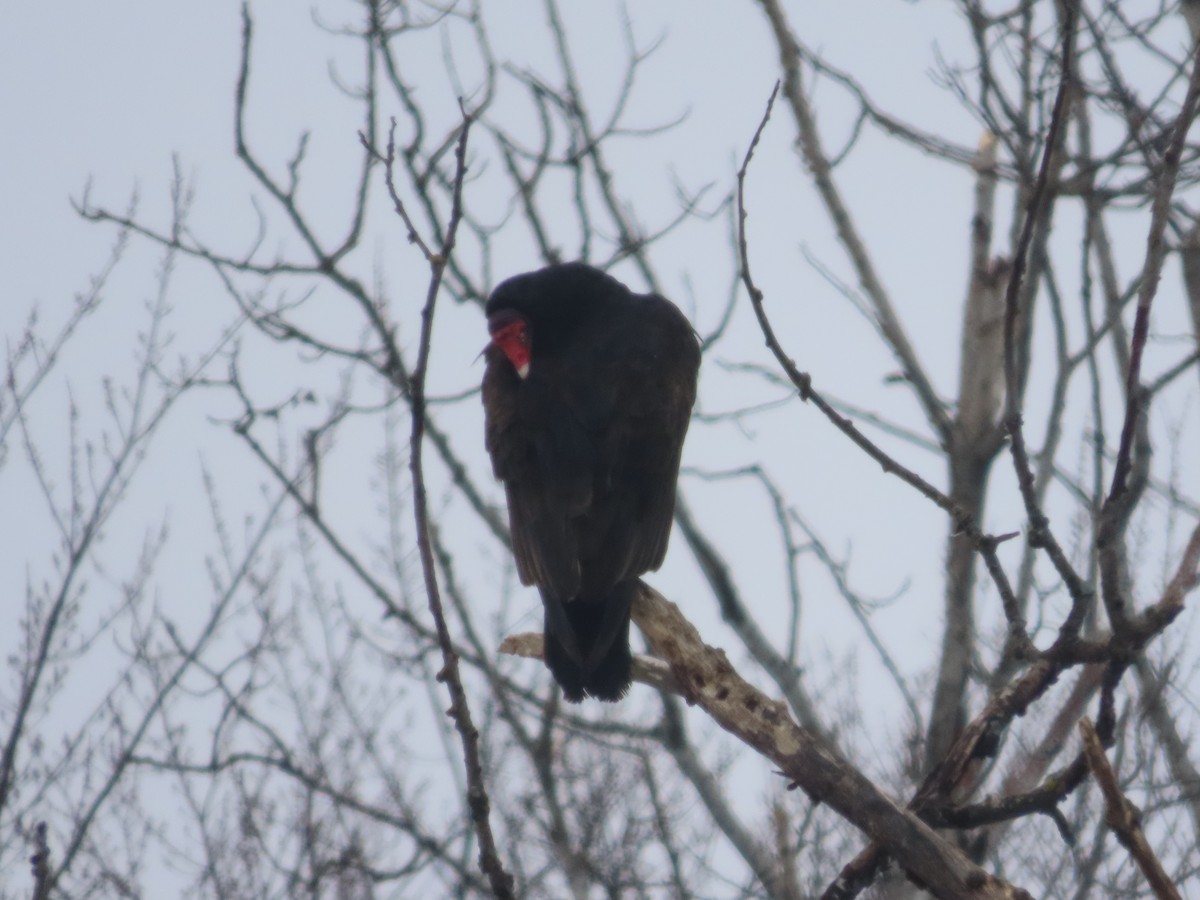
[4,1,1200,893]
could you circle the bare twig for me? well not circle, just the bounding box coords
[360,118,437,261]
[397,104,515,898]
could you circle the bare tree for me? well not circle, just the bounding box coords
[5,1,1200,897]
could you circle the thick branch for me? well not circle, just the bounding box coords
[632,584,1031,900]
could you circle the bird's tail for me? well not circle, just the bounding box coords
[542,581,635,702]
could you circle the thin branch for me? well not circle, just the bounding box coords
[1079,717,1182,900]
[399,104,515,899]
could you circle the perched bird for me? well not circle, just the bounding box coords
[482,262,700,701]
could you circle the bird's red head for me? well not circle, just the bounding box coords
[488,308,531,379]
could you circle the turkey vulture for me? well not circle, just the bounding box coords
[482,262,700,701]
